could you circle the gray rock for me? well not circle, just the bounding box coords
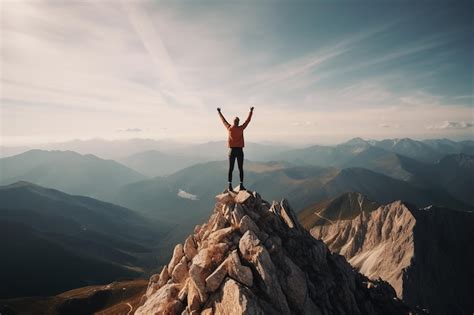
[238,231,290,314]
[227,250,253,287]
[168,244,185,274]
[184,235,198,261]
[157,265,170,288]
[205,259,228,292]
[239,215,261,236]
[234,190,253,204]
[214,279,265,315]
[208,226,234,244]
[172,261,189,284]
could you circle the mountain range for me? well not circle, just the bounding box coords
[277,137,474,166]
[0,150,146,199]
[1,136,472,311]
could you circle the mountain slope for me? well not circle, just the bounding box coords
[400,153,474,206]
[0,220,142,299]
[0,279,148,315]
[307,200,474,314]
[342,146,414,180]
[298,192,380,227]
[0,182,167,298]
[0,150,146,199]
[276,137,372,167]
[373,138,440,162]
[39,138,185,159]
[323,168,470,211]
[423,138,474,156]
[119,150,204,177]
[135,190,410,314]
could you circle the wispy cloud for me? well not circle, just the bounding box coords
[117,128,143,132]
[427,121,474,130]
[1,1,472,145]
[291,121,317,127]
[237,25,393,94]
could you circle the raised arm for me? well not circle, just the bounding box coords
[217,107,230,129]
[241,107,254,129]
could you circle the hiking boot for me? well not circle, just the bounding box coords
[239,183,246,191]
[228,183,234,192]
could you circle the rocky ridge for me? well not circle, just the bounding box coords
[136,190,410,314]
[309,201,474,314]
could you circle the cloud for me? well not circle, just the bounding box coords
[378,123,400,129]
[117,128,142,132]
[122,1,184,102]
[291,121,317,127]
[427,121,474,130]
[177,189,198,200]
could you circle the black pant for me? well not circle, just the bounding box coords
[228,147,244,183]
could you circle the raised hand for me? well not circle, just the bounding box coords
[217,107,221,112]
[250,106,254,111]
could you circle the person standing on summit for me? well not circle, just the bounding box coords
[217,107,254,192]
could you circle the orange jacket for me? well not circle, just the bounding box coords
[219,111,253,148]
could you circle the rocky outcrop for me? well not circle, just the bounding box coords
[136,190,409,314]
[308,199,474,314]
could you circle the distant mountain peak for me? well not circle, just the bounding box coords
[344,137,370,146]
[2,180,37,189]
[299,192,380,228]
[136,190,408,314]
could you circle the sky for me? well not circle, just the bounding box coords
[1,0,473,146]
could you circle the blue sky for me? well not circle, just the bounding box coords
[1,0,472,145]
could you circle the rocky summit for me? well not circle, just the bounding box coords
[135,190,411,314]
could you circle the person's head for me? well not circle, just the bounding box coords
[233,117,240,126]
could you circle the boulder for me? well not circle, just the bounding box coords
[208,226,235,244]
[178,280,188,302]
[168,244,185,274]
[205,259,228,292]
[239,215,266,240]
[227,250,253,287]
[172,261,189,284]
[211,211,228,232]
[158,265,170,288]
[231,204,245,226]
[184,235,198,260]
[192,248,212,269]
[187,279,202,313]
[238,230,261,259]
[235,190,253,204]
[189,263,208,303]
[135,283,181,315]
[214,279,265,314]
[215,192,233,203]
